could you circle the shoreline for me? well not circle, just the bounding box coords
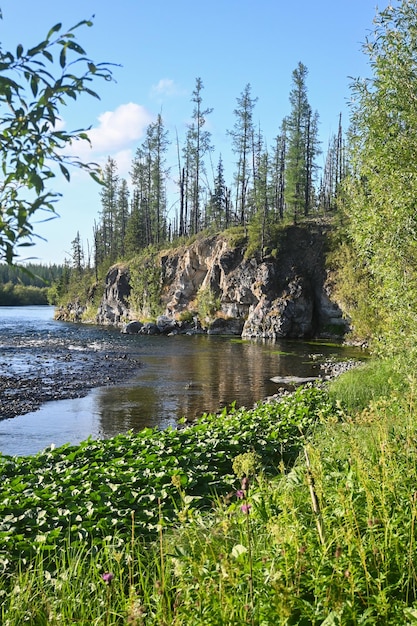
[0,350,142,421]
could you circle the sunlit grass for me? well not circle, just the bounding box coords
[2,372,417,623]
[327,356,409,413]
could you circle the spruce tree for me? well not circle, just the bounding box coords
[271,120,287,219]
[182,78,213,235]
[71,231,84,274]
[206,155,228,229]
[115,179,130,258]
[129,114,169,248]
[285,63,318,221]
[228,84,258,227]
[98,157,119,261]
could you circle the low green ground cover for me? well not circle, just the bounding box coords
[1,367,417,624]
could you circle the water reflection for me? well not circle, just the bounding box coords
[0,306,364,456]
[94,335,357,438]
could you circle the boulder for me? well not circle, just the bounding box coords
[140,322,160,335]
[122,321,143,334]
[207,317,245,336]
[156,315,177,334]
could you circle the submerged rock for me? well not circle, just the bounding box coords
[271,375,320,385]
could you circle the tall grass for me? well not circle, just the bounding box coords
[2,373,417,623]
[327,356,409,413]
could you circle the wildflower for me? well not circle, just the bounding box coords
[236,489,245,499]
[241,476,250,492]
[241,503,252,514]
[367,517,381,527]
[101,572,114,585]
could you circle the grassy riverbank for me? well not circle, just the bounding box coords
[1,361,416,624]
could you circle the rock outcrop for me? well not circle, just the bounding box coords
[92,221,348,340]
[96,263,131,325]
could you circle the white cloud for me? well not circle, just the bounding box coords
[64,103,153,161]
[150,78,184,99]
[88,102,153,153]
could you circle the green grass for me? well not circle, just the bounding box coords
[327,356,409,413]
[2,372,417,624]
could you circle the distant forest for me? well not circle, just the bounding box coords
[0,264,65,305]
[70,63,345,271]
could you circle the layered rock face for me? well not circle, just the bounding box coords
[95,222,348,339]
[96,264,131,325]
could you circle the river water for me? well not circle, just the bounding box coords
[0,306,362,456]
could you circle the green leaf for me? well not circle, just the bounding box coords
[27,41,48,57]
[59,46,66,68]
[42,50,53,63]
[46,23,62,40]
[89,170,104,185]
[83,87,100,99]
[59,164,70,182]
[30,75,38,97]
[66,41,86,55]
[68,19,93,32]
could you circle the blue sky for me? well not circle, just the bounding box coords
[1,0,387,265]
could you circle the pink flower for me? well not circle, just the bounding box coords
[236,489,245,499]
[101,572,114,585]
[241,503,252,514]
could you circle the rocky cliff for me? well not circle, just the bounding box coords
[93,220,348,340]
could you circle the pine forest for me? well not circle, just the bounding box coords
[83,63,345,271]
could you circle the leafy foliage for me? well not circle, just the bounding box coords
[3,379,417,623]
[0,386,333,577]
[0,16,113,263]
[341,0,417,355]
[195,284,221,323]
[128,249,163,319]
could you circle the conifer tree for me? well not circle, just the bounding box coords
[98,157,119,261]
[206,155,229,229]
[129,114,170,247]
[115,178,130,258]
[285,63,318,221]
[182,78,213,235]
[228,84,258,227]
[71,231,84,274]
[271,120,287,219]
[319,115,345,212]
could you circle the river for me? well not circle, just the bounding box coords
[0,306,362,456]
